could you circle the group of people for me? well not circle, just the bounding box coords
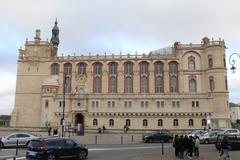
[98,125,106,133]
[173,135,200,159]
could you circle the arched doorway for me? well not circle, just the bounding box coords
[75,113,84,126]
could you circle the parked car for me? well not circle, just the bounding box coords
[26,137,88,160]
[0,132,38,148]
[188,130,207,137]
[215,134,240,151]
[217,128,240,135]
[199,131,218,144]
[143,129,173,143]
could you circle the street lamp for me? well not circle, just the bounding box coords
[61,74,68,137]
[229,53,240,73]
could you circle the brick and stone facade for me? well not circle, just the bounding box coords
[10,22,230,132]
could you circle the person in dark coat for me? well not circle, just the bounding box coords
[183,135,189,157]
[47,126,52,136]
[178,135,185,159]
[188,136,194,159]
[173,135,180,157]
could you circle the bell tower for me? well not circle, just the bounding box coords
[50,19,60,59]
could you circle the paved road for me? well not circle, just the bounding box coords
[1,143,240,160]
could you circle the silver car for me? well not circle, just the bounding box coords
[199,131,218,144]
[0,132,38,148]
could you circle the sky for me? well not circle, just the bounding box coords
[0,0,240,115]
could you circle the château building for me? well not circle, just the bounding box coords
[11,21,230,132]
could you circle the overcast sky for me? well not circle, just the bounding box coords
[0,0,240,115]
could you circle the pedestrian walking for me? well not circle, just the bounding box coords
[219,135,231,160]
[47,126,52,136]
[102,125,106,133]
[173,135,180,157]
[188,136,194,159]
[179,135,185,159]
[183,135,189,158]
[194,136,200,157]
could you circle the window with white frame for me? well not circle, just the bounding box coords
[93,119,98,127]
[109,119,114,127]
[143,119,148,127]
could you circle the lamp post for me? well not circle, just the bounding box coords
[61,74,67,137]
[229,53,240,73]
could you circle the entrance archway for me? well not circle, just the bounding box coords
[75,113,84,126]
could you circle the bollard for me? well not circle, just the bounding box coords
[121,136,123,144]
[162,141,164,155]
[95,136,97,144]
[16,140,18,156]
[131,135,133,143]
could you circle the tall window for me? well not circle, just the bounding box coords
[64,77,71,93]
[208,55,213,68]
[158,119,163,127]
[124,62,133,93]
[109,119,114,127]
[108,62,117,93]
[188,56,195,70]
[189,79,196,93]
[94,77,101,93]
[64,63,72,75]
[189,119,194,127]
[126,119,131,127]
[140,62,149,93]
[155,62,164,93]
[109,77,117,93]
[51,63,59,75]
[93,119,98,126]
[141,77,148,93]
[209,77,215,92]
[93,63,102,93]
[202,119,207,127]
[78,63,86,75]
[173,119,179,127]
[169,62,178,93]
[143,119,148,127]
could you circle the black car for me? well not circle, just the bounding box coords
[215,134,240,151]
[26,137,88,160]
[143,130,173,143]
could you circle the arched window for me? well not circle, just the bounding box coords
[109,119,114,127]
[125,77,132,93]
[64,77,71,93]
[94,63,101,75]
[189,119,194,127]
[51,63,59,75]
[155,62,163,74]
[202,119,207,127]
[125,62,133,75]
[188,60,195,70]
[155,76,164,93]
[140,62,148,74]
[93,63,102,93]
[158,119,163,127]
[78,63,86,75]
[141,77,148,93]
[208,56,213,68]
[169,62,178,93]
[110,63,117,75]
[189,79,196,93]
[143,119,148,127]
[173,119,178,127]
[170,76,177,92]
[93,119,98,127]
[126,119,131,127]
[64,63,72,75]
[94,77,101,93]
[109,77,117,93]
[209,77,215,92]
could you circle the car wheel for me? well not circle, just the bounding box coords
[0,142,4,148]
[204,139,209,144]
[78,150,87,160]
[47,154,56,160]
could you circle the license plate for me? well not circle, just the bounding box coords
[28,151,37,156]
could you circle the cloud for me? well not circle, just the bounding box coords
[0,0,240,114]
